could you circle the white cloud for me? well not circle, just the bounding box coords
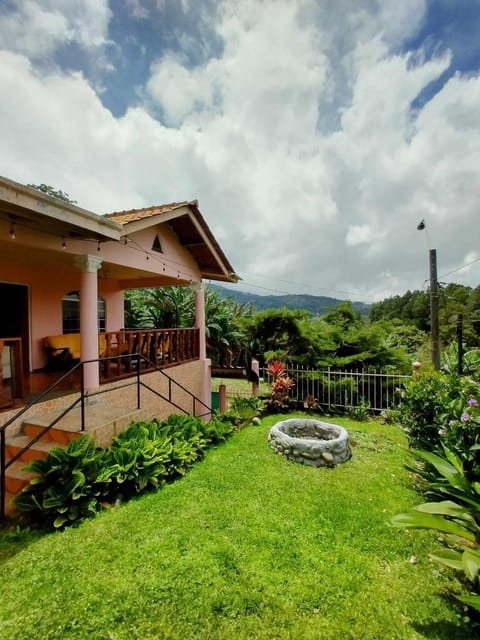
[345,224,386,248]
[0,0,479,302]
[0,0,112,59]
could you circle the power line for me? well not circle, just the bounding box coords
[439,255,480,280]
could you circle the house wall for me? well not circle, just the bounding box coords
[100,359,208,421]
[0,260,124,370]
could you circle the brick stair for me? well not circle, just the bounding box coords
[3,403,149,516]
[4,426,80,516]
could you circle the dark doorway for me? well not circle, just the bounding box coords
[0,283,30,372]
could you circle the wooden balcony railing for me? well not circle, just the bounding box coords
[101,328,200,381]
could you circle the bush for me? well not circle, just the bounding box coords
[14,435,113,529]
[392,445,480,615]
[396,371,472,450]
[227,396,264,424]
[14,413,240,530]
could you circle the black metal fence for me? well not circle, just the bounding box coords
[260,364,411,413]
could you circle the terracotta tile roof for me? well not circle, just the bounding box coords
[104,199,239,283]
[104,201,190,225]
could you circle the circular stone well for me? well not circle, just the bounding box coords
[268,418,351,467]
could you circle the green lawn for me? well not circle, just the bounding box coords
[0,415,475,640]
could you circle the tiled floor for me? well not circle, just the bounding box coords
[1,369,80,411]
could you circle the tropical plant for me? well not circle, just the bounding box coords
[392,445,480,612]
[14,435,112,529]
[348,399,371,422]
[14,413,240,530]
[106,421,173,498]
[442,343,480,381]
[227,396,264,425]
[263,360,295,413]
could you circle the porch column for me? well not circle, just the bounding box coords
[75,255,103,390]
[194,283,210,419]
[194,283,207,360]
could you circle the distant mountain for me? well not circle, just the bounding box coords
[208,284,370,319]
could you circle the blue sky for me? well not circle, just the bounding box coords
[0,0,479,301]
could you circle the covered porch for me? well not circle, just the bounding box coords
[1,327,200,409]
[0,176,238,416]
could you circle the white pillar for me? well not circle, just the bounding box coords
[74,255,103,390]
[194,283,207,360]
[194,283,210,419]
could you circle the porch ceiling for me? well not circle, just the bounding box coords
[0,237,183,287]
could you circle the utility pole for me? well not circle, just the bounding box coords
[457,313,463,376]
[429,248,440,370]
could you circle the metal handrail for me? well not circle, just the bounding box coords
[0,352,211,519]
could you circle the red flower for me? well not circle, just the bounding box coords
[267,360,286,377]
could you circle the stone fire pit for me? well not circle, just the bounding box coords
[268,418,351,467]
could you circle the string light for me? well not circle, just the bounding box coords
[9,224,15,240]
[97,241,101,252]
[62,238,67,250]
[123,236,128,246]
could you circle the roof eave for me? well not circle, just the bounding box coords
[0,175,122,240]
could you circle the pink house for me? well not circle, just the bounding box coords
[0,176,238,514]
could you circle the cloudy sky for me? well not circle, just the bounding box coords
[0,0,479,303]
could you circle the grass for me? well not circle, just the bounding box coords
[0,415,476,639]
[212,376,270,398]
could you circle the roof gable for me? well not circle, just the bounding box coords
[105,200,239,283]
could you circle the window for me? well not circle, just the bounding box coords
[62,291,105,334]
[151,234,163,253]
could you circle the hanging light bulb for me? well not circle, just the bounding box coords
[62,238,67,250]
[97,241,101,252]
[9,225,15,240]
[123,236,128,246]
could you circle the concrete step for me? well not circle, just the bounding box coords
[2,404,150,514]
[22,423,82,445]
[4,490,19,517]
[6,434,59,464]
[5,460,38,494]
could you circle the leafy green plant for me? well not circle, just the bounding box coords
[395,371,468,450]
[106,422,173,498]
[14,435,112,529]
[227,396,264,425]
[14,413,241,530]
[438,394,480,480]
[348,399,371,422]
[392,446,480,612]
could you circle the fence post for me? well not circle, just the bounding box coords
[251,359,260,397]
[219,384,227,412]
